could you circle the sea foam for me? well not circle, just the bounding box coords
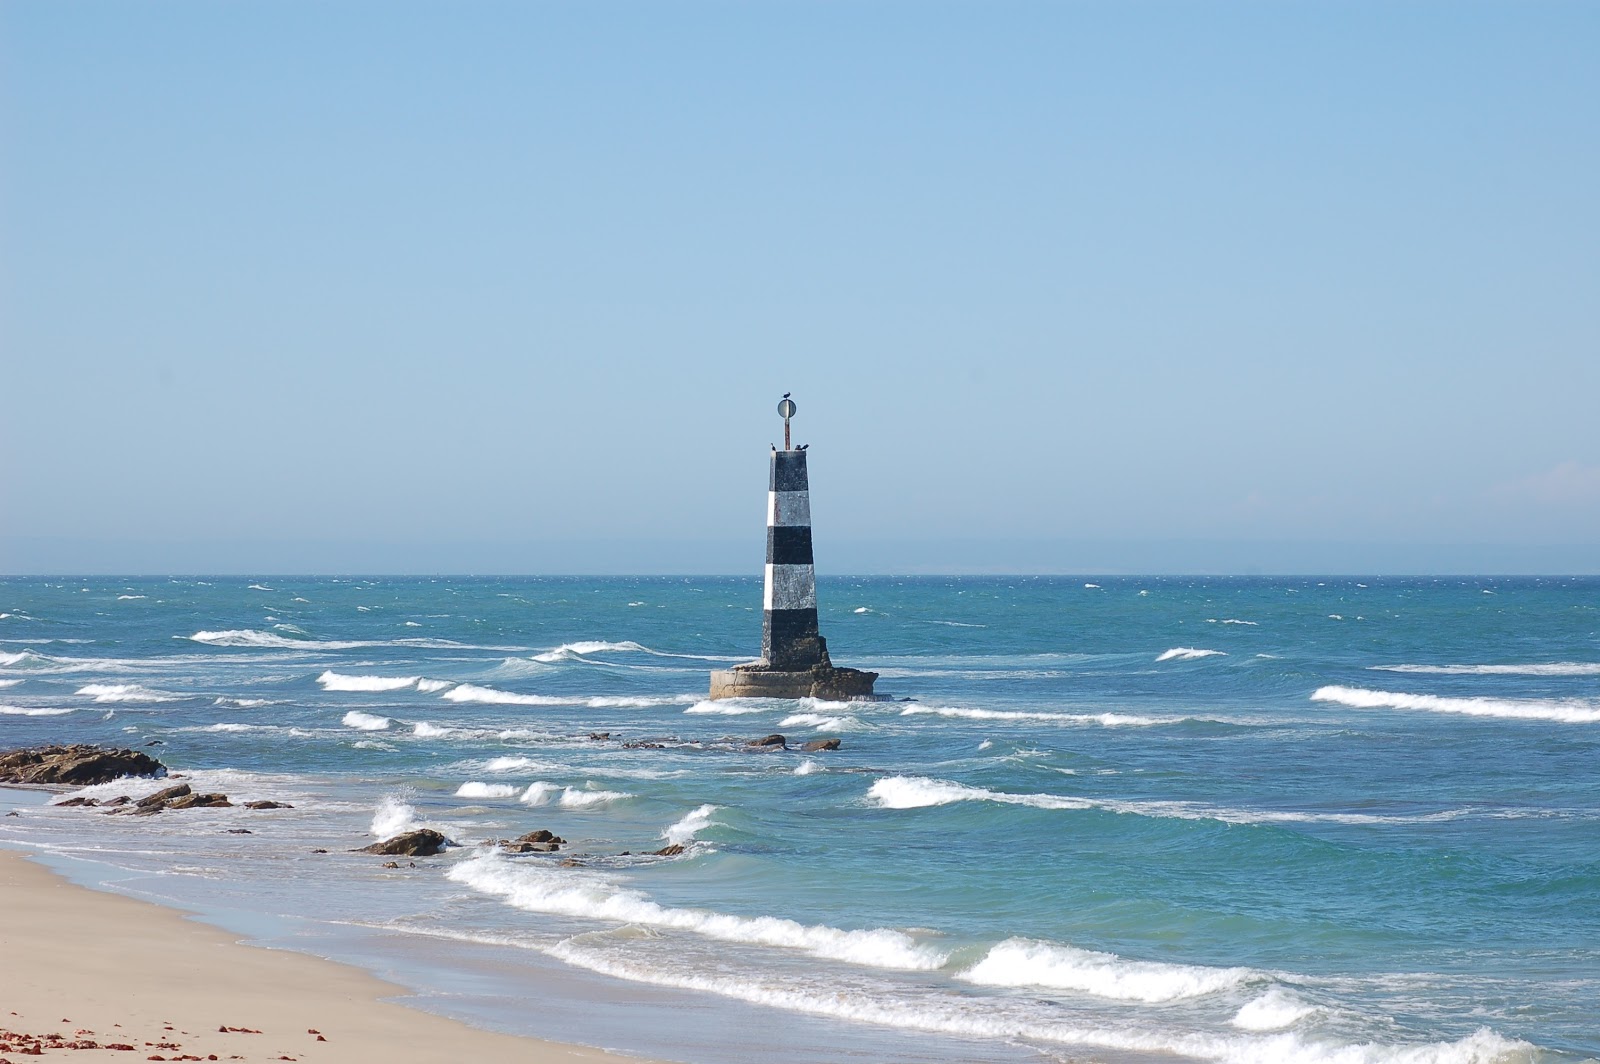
[1370,662,1600,676]
[1156,648,1226,662]
[520,782,631,808]
[447,852,947,970]
[342,710,393,731]
[957,937,1263,1003]
[75,683,174,703]
[1312,685,1600,724]
[1232,986,1320,1030]
[456,782,519,799]
[662,804,719,845]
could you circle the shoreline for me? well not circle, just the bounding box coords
[0,846,667,1064]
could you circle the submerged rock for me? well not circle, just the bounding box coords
[166,792,231,809]
[359,828,452,857]
[243,800,292,810]
[749,734,788,749]
[0,744,167,786]
[651,843,687,857]
[801,738,842,752]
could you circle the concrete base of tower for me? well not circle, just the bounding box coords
[708,664,878,701]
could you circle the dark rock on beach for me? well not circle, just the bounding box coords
[359,828,452,857]
[55,796,100,807]
[0,744,167,786]
[801,738,842,752]
[166,792,231,809]
[137,784,192,808]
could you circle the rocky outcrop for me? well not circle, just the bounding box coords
[710,663,880,701]
[166,792,231,809]
[359,829,452,857]
[801,738,842,751]
[749,734,788,749]
[0,745,167,786]
[496,828,566,853]
[137,784,192,808]
[243,800,292,809]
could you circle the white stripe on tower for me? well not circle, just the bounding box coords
[764,564,818,610]
[767,490,811,527]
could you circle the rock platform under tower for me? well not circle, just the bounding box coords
[708,663,880,701]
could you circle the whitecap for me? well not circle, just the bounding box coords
[0,706,74,716]
[442,683,564,707]
[1232,986,1320,1030]
[456,782,519,799]
[794,760,823,776]
[1370,662,1600,676]
[447,852,946,970]
[662,803,719,845]
[116,595,146,600]
[0,679,20,688]
[318,671,421,692]
[1156,647,1225,662]
[75,683,175,703]
[957,937,1262,1003]
[341,710,393,731]
[520,781,631,808]
[1311,685,1600,724]
[779,712,860,731]
[900,705,1168,727]
[412,722,452,737]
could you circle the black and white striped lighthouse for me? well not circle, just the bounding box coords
[709,396,878,701]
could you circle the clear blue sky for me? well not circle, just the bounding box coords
[2,1,1596,574]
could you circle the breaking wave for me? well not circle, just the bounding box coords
[370,795,422,837]
[900,705,1169,727]
[531,640,739,665]
[447,852,947,970]
[442,684,565,706]
[1370,662,1600,676]
[1156,648,1226,662]
[342,710,393,731]
[189,629,476,651]
[865,776,1472,827]
[1232,986,1320,1030]
[957,938,1263,1003]
[1312,686,1600,724]
[0,706,74,716]
[456,782,519,799]
[662,804,719,845]
[75,683,175,703]
[520,782,632,808]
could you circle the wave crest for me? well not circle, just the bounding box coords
[1312,685,1600,724]
[957,938,1263,1003]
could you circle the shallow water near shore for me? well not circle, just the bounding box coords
[3,576,1597,1063]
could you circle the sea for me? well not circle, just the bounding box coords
[1,575,1596,1064]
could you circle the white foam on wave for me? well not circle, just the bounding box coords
[662,804,719,845]
[412,722,452,737]
[456,782,519,799]
[442,683,564,707]
[1232,986,1320,1030]
[520,781,631,808]
[533,640,650,662]
[447,852,947,970]
[0,706,74,716]
[865,776,1470,827]
[417,678,453,693]
[483,755,561,773]
[0,679,20,688]
[901,705,1168,727]
[342,710,393,731]
[779,712,860,731]
[1371,662,1600,676]
[794,759,823,775]
[1312,686,1600,724]
[248,584,274,591]
[214,697,275,708]
[189,629,475,651]
[116,594,146,600]
[318,671,421,692]
[1206,618,1259,626]
[1156,648,1226,662]
[75,683,175,703]
[370,795,422,837]
[958,937,1262,1003]
[531,640,738,665]
[542,940,1533,1064]
[683,700,768,716]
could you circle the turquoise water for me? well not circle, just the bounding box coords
[2,576,1596,1063]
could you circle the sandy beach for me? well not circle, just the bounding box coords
[0,847,663,1064]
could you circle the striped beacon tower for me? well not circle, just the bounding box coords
[708,395,878,702]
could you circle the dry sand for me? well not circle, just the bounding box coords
[0,847,666,1064]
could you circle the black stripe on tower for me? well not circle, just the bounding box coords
[770,451,810,492]
[766,526,814,566]
[762,608,821,668]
